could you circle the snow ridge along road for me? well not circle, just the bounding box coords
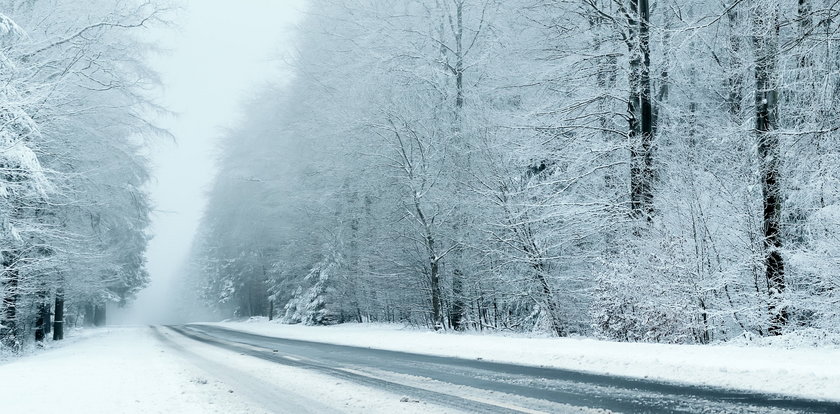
[169,324,840,414]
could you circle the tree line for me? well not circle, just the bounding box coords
[189,0,840,344]
[1,0,163,351]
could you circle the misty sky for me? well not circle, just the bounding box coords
[114,0,307,323]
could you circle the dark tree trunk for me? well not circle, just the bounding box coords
[93,304,107,327]
[534,262,565,337]
[628,0,654,221]
[408,187,444,330]
[493,298,499,328]
[727,7,744,116]
[505,205,565,336]
[84,303,95,327]
[753,7,786,335]
[454,0,464,111]
[43,301,51,335]
[35,289,50,342]
[247,280,254,317]
[53,288,64,341]
[519,219,564,336]
[450,270,466,330]
[798,0,812,34]
[1,251,20,350]
[445,0,466,332]
[430,257,443,330]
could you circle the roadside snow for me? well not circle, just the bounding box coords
[210,320,840,402]
[0,326,110,361]
[0,326,267,414]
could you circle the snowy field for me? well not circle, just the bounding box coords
[0,326,466,414]
[212,320,840,402]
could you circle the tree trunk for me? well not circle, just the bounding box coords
[410,187,444,330]
[84,303,95,327]
[35,289,50,342]
[429,254,443,330]
[447,0,467,332]
[753,6,786,335]
[534,262,565,336]
[93,304,107,327]
[1,251,20,350]
[247,280,254,317]
[727,6,744,116]
[450,269,466,330]
[53,288,64,341]
[628,0,654,221]
[43,300,51,336]
[517,216,564,336]
[454,0,464,111]
[798,0,812,35]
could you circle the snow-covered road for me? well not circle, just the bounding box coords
[174,324,839,413]
[212,320,840,402]
[0,327,464,414]
[3,325,839,413]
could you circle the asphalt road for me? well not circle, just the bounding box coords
[166,324,840,414]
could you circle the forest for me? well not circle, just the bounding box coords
[3,0,840,352]
[188,0,840,345]
[0,0,163,350]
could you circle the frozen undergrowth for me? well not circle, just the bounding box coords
[0,327,108,362]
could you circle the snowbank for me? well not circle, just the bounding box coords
[0,326,107,361]
[209,320,840,402]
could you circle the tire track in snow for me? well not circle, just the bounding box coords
[151,326,341,414]
[177,324,840,414]
[166,325,548,413]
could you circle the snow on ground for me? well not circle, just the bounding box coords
[0,326,468,414]
[0,327,268,414]
[0,326,103,360]
[212,320,840,402]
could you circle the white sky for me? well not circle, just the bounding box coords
[113,0,307,323]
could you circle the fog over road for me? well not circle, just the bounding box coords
[165,324,840,414]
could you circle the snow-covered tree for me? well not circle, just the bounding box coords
[1,0,165,349]
[188,0,840,345]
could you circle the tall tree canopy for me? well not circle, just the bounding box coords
[186,0,840,345]
[1,0,165,349]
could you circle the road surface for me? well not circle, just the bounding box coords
[163,324,840,414]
